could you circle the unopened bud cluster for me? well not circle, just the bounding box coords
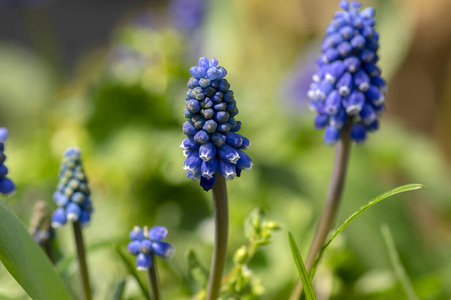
[308,0,387,144]
[181,57,253,191]
[128,226,175,270]
[30,201,55,247]
[51,148,93,228]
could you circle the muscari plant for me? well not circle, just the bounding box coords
[51,147,93,300]
[0,1,427,300]
[181,57,253,300]
[291,1,388,298]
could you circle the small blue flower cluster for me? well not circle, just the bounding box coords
[128,226,175,270]
[51,148,93,228]
[308,0,387,145]
[0,128,15,195]
[181,57,253,191]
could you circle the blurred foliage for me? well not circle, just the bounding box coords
[0,0,450,299]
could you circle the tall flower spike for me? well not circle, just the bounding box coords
[182,57,253,191]
[0,127,16,195]
[308,0,387,144]
[51,147,93,228]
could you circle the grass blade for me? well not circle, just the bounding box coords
[310,183,424,279]
[288,232,317,300]
[0,198,73,300]
[114,244,150,300]
[381,224,419,300]
[112,279,126,300]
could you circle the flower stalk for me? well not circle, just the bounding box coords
[206,175,229,300]
[147,253,161,300]
[290,122,351,300]
[73,221,92,300]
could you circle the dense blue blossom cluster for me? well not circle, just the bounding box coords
[51,148,93,228]
[128,226,175,270]
[0,128,15,195]
[181,57,253,191]
[308,0,387,144]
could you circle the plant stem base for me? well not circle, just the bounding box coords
[290,123,352,300]
[73,221,92,300]
[206,175,229,300]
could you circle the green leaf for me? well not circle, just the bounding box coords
[0,198,73,300]
[288,232,317,300]
[112,279,126,300]
[310,183,424,279]
[114,244,150,300]
[381,224,419,300]
[186,248,209,286]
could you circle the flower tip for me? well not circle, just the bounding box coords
[0,178,15,195]
[51,222,64,228]
[149,226,168,241]
[351,0,362,9]
[224,172,236,181]
[198,57,209,69]
[136,252,153,270]
[339,0,349,10]
[67,213,79,222]
[0,127,9,142]
[209,58,218,68]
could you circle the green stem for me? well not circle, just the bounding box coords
[72,222,92,300]
[290,123,352,300]
[147,253,161,300]
[206,175,229,300]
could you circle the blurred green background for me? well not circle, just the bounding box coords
[1,0,451,299]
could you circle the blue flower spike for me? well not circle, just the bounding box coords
[51,148,93,228]
[127,226,175,271]
[182,57,253,191]
[0,127,16,195]
[308,0,387,144]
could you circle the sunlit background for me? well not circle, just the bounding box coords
[0,0,451,299]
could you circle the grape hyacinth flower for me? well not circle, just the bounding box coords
[51,147,93,300]
[291,2,386,298]
[128,226,174,300]
[182,57,253,300]
[0,128,16,195]
[128,226,175,269]
[308,0,387,145]
[51,148,93,228]
[181,57,253,192]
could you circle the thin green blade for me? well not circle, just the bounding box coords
[381,224,419,300]
[112,279,127,300]
[310,183,424,279]
[114,244,150,300]
[0,198,73,300]
[186,248,208,286]
[288,232,317,300]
